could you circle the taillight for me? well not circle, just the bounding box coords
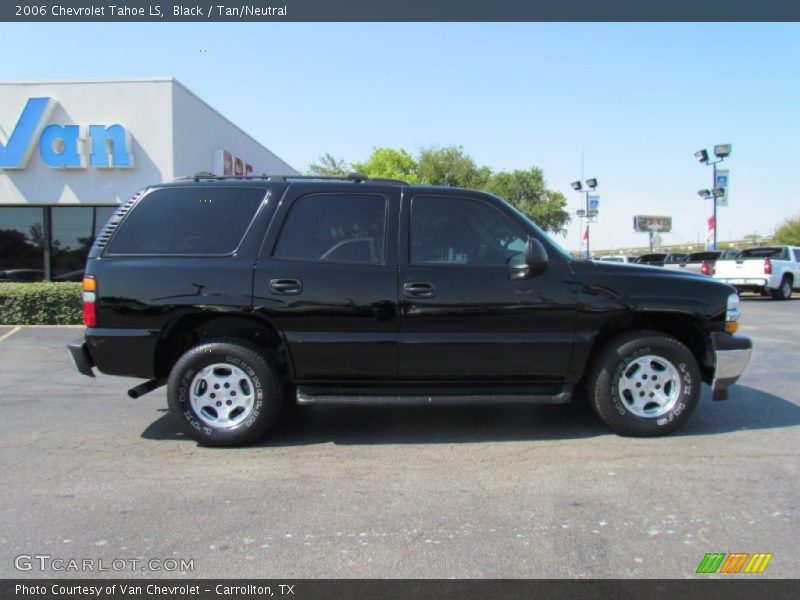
[82,276,97,327]
[764,257,772,275]
[701,261,710,276]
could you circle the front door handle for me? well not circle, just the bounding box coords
[403,282,437,298]
[269,278,302,295]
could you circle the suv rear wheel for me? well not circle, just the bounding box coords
[167,338,282,446]
[771,276,793,300]
[585,330,700,436]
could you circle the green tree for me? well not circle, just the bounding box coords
[416,145,490,188]
[351,147,419,183]
[485,168,571,234]
[774,215,800,246]
[306,153,350,177]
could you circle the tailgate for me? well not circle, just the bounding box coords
[714,259,764,278]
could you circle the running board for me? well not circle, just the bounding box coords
[296,385,573,406]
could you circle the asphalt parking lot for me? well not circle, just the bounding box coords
[0,296,798,579]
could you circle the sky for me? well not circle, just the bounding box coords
[2,22,799,252]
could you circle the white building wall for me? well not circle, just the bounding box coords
[171,81,298,178]
[0,77,298,207]
[0,78,174,205]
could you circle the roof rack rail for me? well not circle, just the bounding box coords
[173,172,409,185]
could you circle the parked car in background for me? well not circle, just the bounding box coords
[672,249,741,276]
[714,245,800,300]
[635,253,667,266]
[673,251,722,275]
[0,269,45,282]
[635,252,687,267]
[597,255,637,264]
[53,270,86,282]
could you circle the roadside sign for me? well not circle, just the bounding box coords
[633,215,672,232]
[715,169,729,207]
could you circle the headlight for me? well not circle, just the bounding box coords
[725,293,740,333]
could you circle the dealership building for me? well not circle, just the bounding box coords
[0,77,298,280]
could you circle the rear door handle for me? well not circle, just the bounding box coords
[403,282,437,298]
[269,278,302,295]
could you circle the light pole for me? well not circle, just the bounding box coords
[571,178,598,259]
[695,144,731,250]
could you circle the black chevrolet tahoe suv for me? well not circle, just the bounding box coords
[68,175,752,446]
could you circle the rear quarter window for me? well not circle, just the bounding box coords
[106,187,265,255]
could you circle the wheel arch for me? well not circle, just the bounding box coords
[153,312,293,380]
[581,311,712,386]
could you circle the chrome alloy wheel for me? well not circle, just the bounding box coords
[189,363,255,428]
[617,355,682,418]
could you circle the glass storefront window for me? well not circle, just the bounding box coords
[52,207,94,278]
[0,207,45,281]
[0,206,118,281]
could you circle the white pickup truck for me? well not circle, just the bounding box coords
[713,245,800,300]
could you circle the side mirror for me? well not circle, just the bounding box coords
[511,237,548,279]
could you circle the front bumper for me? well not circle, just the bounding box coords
[67,339,95,377]
[711,333,752,400]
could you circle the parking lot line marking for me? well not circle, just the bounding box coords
[0,326,21,342]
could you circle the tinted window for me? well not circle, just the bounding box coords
[741,247,784,259]
[687,252,721,262]
[794,249,800,262]
[107,187,264,255]
[410,196,526,266]
[274,194,387,264]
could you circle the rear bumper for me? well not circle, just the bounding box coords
[717,277,770,289]
[711,333,752,401]
[67,339,95,377]
[67,328,159,379]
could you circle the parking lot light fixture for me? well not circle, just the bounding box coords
[695,144,732,250]
[572,177,598,259]
[714,144,732,158]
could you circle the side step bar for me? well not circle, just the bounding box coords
[297,385,573,406]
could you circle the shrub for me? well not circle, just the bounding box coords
[0,282,83,325]
[774,215,800,246]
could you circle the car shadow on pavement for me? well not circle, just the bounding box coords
[140,384,800,446]
[675,385,800,436]
[141,399,608,445]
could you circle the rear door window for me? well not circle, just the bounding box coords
[106,187,265,255]
[273,193,387,265]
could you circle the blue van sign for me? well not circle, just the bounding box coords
[0,97,134,170]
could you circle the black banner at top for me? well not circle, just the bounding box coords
[4,0,800,22]
[3,579,800,600]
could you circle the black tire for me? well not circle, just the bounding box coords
[167,338,282,447]
[585,330,701,436]
[770,276,793,301]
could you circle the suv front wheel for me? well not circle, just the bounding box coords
[585,331,701,436]
[167,339,282,446]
